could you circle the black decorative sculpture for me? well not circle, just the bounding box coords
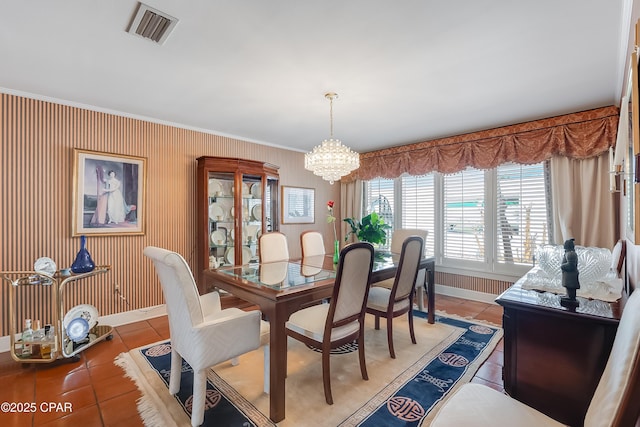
[560,238,580,308]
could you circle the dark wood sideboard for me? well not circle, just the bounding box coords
[496,281,626,426]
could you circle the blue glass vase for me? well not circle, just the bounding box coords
[71,235,95,273]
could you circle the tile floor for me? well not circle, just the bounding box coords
[0,294,504,426]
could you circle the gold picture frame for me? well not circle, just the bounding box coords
[72,149,147,236]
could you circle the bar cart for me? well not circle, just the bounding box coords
[2,266,113,363]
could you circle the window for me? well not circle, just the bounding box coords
[364,162,550,278]
[364,178,395,228]
[443,168,485,262]
[495,163,548,265]
[401,175,435,255]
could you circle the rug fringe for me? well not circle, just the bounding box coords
[115,352,179,427]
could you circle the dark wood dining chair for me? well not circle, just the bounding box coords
[366,235,423,358]
[285,242,374,404]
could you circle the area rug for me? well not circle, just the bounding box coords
[115,311,502,426]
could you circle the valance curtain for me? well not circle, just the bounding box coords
[343,106,618,182]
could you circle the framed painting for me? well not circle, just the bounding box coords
[72,149,146,236]
[281,186,315,224]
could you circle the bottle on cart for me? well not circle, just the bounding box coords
[21,319,33,357]
[31,320,43,357]
[47,324,57,354]
[40,324,52,359]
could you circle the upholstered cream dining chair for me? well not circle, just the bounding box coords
[285,242,375,405]
[431,288,640,427]
[366,235,424,358]
[144,246,267,426]
[259,231,290,263]
[300,230,325,258]
[374,228,429,310]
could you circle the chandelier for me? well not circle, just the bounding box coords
[304,92,360,184]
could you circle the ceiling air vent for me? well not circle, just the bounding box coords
[127,3,178,44]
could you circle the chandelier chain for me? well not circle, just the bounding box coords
[329,95,334,138]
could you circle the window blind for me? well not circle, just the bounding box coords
[400,174,435,255]
[496,162,547,264]
[443,168,485,262]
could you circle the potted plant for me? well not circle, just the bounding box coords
[343,212,391,245]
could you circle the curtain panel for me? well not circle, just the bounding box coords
[550,154,617,249]
[344,106,619,182]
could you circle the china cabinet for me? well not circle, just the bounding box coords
[2,267,112,363]
[196,156,279,291]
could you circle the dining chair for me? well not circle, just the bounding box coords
[300,230,325,258]
[431,288,640,427]
[285,242,375,405]
[144,246,267,426]
[366,235,423,358]
[374,228,429,310]
[259,231,290,263]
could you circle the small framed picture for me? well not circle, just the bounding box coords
[72,149,146,236]
[281,186,315,224]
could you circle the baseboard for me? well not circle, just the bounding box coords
[0,304,167,354]
[435,284,499,304]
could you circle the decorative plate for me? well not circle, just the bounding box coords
[252,203,262,221]
[208,203,224,221]
[250,183,262,199]
[225,247,252,265]
[66,317,90,343]
[64,303,99,329]
[34,257,57,275]
[208,179,223,197]
[211,230,226,245]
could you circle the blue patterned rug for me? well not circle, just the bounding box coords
[116,311,501,427]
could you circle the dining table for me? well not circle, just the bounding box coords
[202,251,435,423]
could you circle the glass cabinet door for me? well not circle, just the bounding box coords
[241,174,263,264]
[207,172,235,268]
[265,175,278,233]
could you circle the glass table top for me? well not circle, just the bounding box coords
[218,259,336,290]
[216,251,420,291]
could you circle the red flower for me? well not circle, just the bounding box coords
[327,200,337,241]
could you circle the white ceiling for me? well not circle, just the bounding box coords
[0,0,631,154]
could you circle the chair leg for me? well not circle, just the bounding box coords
[408,309,417,344]
[191,370,207,427]
[386,315,396,359]
[169,348,182,395]
[358,328,368,381]
[322,346,333,405]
